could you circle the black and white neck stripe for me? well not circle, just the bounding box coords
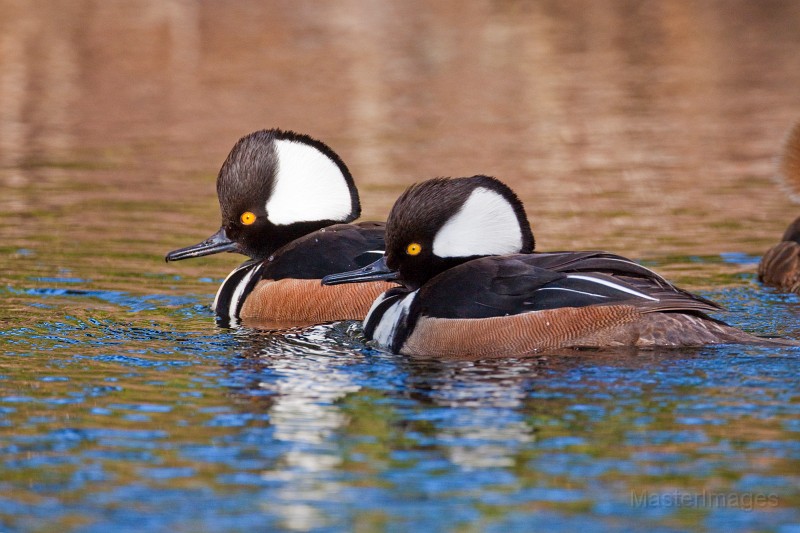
[212,260,264,327]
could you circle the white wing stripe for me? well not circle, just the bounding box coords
[566,274,659,301]
[536,287,610,298]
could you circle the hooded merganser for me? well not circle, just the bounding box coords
[323,176,791,357]
[165,129,393,327]
[758,120,800,294]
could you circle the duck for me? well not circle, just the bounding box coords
[322,175,792,358]
[758,119,800,294]
[758,216,800,293]
[165,129,394,327]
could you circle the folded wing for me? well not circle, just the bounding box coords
[418,252,722,319]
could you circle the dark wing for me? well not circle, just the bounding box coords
[417,253,722,320]
[528,251,722,310]
[262,222,385,280]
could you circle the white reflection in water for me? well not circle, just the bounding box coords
[252,326,361,531]
[446,419,534,470]
[406,360,538,471]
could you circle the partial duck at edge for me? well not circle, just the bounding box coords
[758,119,800,294]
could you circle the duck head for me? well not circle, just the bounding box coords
[166,129,359,262]
[323,175,534,290]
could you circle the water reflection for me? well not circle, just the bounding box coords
[2,1,798,248]
[228,326,366,530]
[220,328,800,530]
[3,0,800,531]
[1,280,798,531]
[400,358,541,470]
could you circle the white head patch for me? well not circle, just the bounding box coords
[266,139,354,225]
[432,187,523,257]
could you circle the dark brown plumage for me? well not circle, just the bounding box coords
[758,216,800,293]
[758,119,800,294]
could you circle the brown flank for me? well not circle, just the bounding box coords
[239,279,394,326]
[401,305,778,358]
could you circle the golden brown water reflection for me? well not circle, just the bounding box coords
[2,2,800,532]
[3,1,800,268]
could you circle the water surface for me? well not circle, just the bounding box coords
[1,1,800,531]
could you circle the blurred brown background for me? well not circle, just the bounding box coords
[2,0,800,290]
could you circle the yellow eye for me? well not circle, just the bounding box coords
[406,242,422,256]
[240,211,256,225]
